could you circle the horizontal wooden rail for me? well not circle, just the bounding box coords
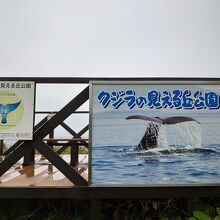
[45,138,89,147]
[0,186,219,198]
[35,111,89,114]
[0,77,219,84]
[44,138,89,142]
[45,142,89,147]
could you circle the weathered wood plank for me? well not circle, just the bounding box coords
[0,165,41,183]
[0,165,49,186]
[0,155,88,187]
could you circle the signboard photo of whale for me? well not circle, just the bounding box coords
[90,81,220,185]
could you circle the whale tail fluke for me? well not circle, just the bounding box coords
[162,116,200,125]
[126,115,163,124]
[0,101,21,124]
[126,115,199,125]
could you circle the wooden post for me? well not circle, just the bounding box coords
[48,129,54,149]
[70,143,78,166]
[23,143,35,166]
[0,140,3,155]
[91,199,102,220]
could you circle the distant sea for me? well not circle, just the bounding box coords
[91,111,220,185]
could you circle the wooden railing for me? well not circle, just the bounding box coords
[0,77,220,220]
[0,78,90,186]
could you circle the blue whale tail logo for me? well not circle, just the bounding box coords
[0,101,21,124]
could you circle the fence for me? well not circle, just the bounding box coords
[0,77,219,220]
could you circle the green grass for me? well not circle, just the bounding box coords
[0,199,90,220]
[101,198,220,220]
[53,146,89,155]
[0,198,219,220]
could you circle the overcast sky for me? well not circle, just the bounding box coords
[0,0,219,78]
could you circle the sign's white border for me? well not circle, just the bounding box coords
[89,79,220,187]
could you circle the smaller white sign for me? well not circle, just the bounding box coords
[0,81,35,140]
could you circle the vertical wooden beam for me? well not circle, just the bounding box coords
[91,199,102,220]
[0,140,3,155]
[22,145,35,166]
[48,129,54,149]
[70,143,78,166]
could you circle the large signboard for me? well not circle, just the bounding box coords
[0,81,35,140]
[90,81,220,186]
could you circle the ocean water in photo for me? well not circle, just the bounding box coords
[91,111,220,185]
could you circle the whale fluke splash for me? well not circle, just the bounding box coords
[126,115,200,150]
[0,101,21,124]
